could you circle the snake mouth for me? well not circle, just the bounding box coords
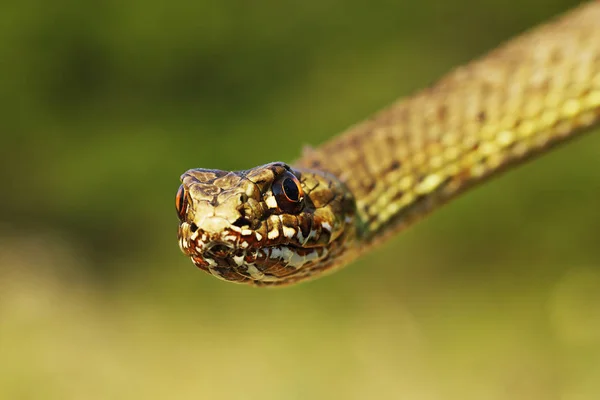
[180,214,337,285]
[188,237,329,284]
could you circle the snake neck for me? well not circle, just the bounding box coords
[295,1,600,244]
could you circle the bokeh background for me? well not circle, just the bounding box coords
[2,0,600,399]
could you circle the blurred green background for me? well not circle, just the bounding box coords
[2,0,600,399]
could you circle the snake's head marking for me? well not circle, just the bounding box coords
[176,162,357,286]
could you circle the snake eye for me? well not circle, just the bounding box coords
[176,185,188,220]
[273,171,304,213]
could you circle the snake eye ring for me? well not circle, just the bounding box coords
[272,171,304,213]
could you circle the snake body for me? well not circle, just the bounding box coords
[177,2,600,286]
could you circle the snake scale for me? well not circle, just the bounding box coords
[176,2,600,286]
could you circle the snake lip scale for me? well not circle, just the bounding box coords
[177,2,600,286]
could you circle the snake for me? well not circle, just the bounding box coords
[176,2,600,286]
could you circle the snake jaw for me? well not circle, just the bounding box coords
[177,162,358,286]
[178,221,332,285]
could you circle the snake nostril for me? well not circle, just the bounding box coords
[206,243,233,258]
[232,217,252,228]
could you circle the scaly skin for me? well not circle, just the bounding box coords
[177,163,358,285]
[178,2,600,286]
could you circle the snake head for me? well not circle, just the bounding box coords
[176,162,357,286]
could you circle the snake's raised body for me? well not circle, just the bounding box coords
[177,2,600,286]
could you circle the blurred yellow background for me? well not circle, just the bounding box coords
[2,0,600,399]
